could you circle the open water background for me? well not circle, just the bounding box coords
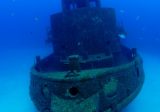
[0,0,160,112]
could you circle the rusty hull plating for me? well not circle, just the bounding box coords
[30,0,144,112]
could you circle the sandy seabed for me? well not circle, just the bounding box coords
[0,49,159,112]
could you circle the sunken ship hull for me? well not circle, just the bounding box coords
[30,0,144,112]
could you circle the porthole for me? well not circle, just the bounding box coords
[68,86,79,97]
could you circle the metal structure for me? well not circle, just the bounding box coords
[30,0,144,112]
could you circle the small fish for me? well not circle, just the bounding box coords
[118,34,126,39]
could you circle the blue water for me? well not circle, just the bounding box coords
[0,0,160,112]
